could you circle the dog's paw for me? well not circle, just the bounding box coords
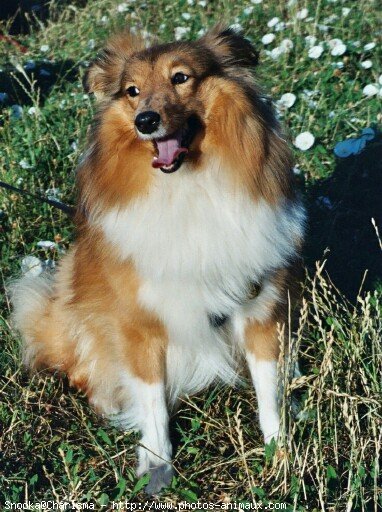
[263,429,280,445]
[144,464,174,496]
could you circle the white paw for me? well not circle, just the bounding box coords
[136,440,172,477]
[144,464,174,496]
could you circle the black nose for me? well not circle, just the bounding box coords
[135,111,161,134]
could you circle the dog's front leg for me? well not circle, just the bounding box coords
[245,319,281,444]
[135,379,173,495]
[119,328,173,495]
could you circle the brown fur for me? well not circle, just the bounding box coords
[11,27,303,462]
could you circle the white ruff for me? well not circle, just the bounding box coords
[92,159,305,402]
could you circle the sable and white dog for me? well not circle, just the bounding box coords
[11,27,305,494]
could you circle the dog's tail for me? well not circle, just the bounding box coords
[9,271,64,371]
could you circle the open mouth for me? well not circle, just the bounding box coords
[152,118,199,174]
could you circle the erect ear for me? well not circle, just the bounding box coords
[84,31,144,100]
[200,25,259,69]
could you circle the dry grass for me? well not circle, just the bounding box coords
[0,0,381,508]
[1,264,381,508]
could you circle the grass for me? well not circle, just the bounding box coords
[0,0,381,508]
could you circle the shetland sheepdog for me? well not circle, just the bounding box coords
[11,26,305,495]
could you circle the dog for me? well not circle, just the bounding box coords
[11,26,305,495]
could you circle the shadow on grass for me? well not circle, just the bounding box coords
[0,0,88,35]
[0,0,90,108]
[0,59,79,108]
[305,130,382,299]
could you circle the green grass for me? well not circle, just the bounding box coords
[0,0,381,508]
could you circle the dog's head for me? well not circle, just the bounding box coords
[84,26,260,174]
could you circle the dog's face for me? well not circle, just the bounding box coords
[85,27,259,173]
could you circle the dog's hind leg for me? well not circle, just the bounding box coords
[244,319,281,444]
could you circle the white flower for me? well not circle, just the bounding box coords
[317,24,329,32]
[267,17,280,28]
[243,6,254,15]
[87,39,95,49]
[277,93,296,109]
[197,28,206,37]
[293,165,301,175]
[28,106,37,117]
[230,23,243,32]
[198,0,207,6]
[19,159,32,169]
[117,3,129,12]
[296,8,308,20]
[294,131,315,150]
[100,15,108,23]
[328,39,340,48]
[328,111,335,118]
[261,33,275,45]
[329,39,346,56]
[40,44,50,53]
[379,74,382,86]
[174,26,190,40]
[275,21,286,32]
[364,42,376,51]
[342,7,351,16]
[182,13,191,20]
[280,38,293,51]
[308,45,324,59]
[269,47,284,59]
[37,241,56,249]
[361,60,372,69]
[362,84,379,97]
[305,35,317,47]
[187,0,194,4]
[251,0,263,4]
[21,256,43,277]
[331,44,347,56]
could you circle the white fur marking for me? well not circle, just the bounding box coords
[114,377,172,475]
[91,159,305,401]
[246,353,280,442]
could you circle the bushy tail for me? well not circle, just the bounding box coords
[9,272,55,369]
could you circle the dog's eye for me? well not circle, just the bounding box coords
[126,86,140,97]
[171,72,189,85]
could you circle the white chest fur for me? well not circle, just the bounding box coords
[93,162,305,398]
[95,163,303,283]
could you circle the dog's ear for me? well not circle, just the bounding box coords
[201,25,259,69]
[84,32,144,100]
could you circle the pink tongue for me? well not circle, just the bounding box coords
[152,136,188,168]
